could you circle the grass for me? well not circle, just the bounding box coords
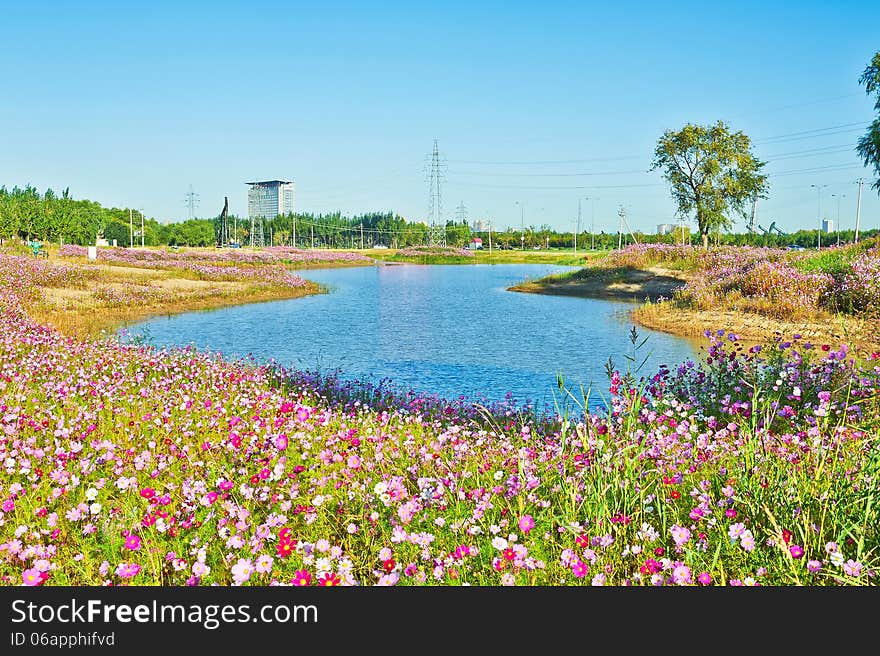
[366,247,598,266]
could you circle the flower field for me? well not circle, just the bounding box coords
[1,249,878,586]
[58,244,374,267]
[609,240,880,322]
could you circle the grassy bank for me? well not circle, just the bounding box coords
[513,242,880,354]
[367,246,595,266]
[20,246,323,338]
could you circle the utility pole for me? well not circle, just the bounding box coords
[855,178,863,244]
[591,197,598,251]
[129,208,133,248]
[515,201,525,250]
[811,184,827,249]
[831,193,845,245]
[292,215,296,248]
[618,206,623,250]
[360,223,364,250]
[488,221,493,255]
[140,208,144,247]
[311,225,314,249]
[575,198,581,252]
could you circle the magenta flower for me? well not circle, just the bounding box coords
[124,534,141,551]
[571,561,588,578]
[2,499,14,513]
[697,571,712,586]
[807,560,822,573]
[518,515,535,535]
[292,569,312,586]
[789,545,804,559]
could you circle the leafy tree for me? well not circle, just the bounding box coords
[651,120,768,248]
[857,51,880,193]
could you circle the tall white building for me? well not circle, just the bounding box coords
[247,180,295,220]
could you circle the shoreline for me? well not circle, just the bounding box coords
[510,265,879,352]
[508,265,687,303]
[29,254,326,339]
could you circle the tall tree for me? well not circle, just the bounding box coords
[857,51,880,192]
[651,120,768,248]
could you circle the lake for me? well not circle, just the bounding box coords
[127,263,700,411]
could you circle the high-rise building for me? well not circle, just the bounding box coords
[657,223,676,235]
[822,218,833,233]
[247,180,295,220]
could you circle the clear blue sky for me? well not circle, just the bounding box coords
[1,0,878,235]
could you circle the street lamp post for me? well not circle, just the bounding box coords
[811,184,828,249]
[515,201,525,250]
[831,193,845,245]
[590,197,599,251]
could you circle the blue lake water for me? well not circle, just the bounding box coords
[127,264,700,411]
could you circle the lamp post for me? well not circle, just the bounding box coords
[831,193,845,246]
[811,184,828,249]
[515,201,525,250]
[590,197,599,251]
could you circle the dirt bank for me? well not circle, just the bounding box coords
[509,266,687,303]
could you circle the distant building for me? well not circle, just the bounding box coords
[247,180,295,220]
[471,220,488,232]
[822,218,833,233]
[657,223,676,235]
[468,237,483,250]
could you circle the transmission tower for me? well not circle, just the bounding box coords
[426,139,446,247]
[184,185,200,220]
[455,201,468,224]
[249,217,265,247]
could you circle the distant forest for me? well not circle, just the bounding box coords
[1,184,875,249]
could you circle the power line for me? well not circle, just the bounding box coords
[183,185,199,220]
[426,139,446,247]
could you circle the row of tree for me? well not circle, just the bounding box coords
[2,183,876,251]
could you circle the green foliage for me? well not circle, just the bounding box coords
[651,121,769,247]
[857,51,880,193]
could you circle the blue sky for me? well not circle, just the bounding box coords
[1,0,878,235]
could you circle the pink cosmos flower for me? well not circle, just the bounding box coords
[518,515,535,535]
[115,563,141,579]
[124,534,141,550]
[231,558,253,585]
[697,572,712,586]
[807,560,822,573]
[670,524,691,547]
[842,560,862,577]
[2,499,14,513]
[22,568,43,586]
[789,545,804,559]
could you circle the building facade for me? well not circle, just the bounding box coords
[247,180,295,220]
